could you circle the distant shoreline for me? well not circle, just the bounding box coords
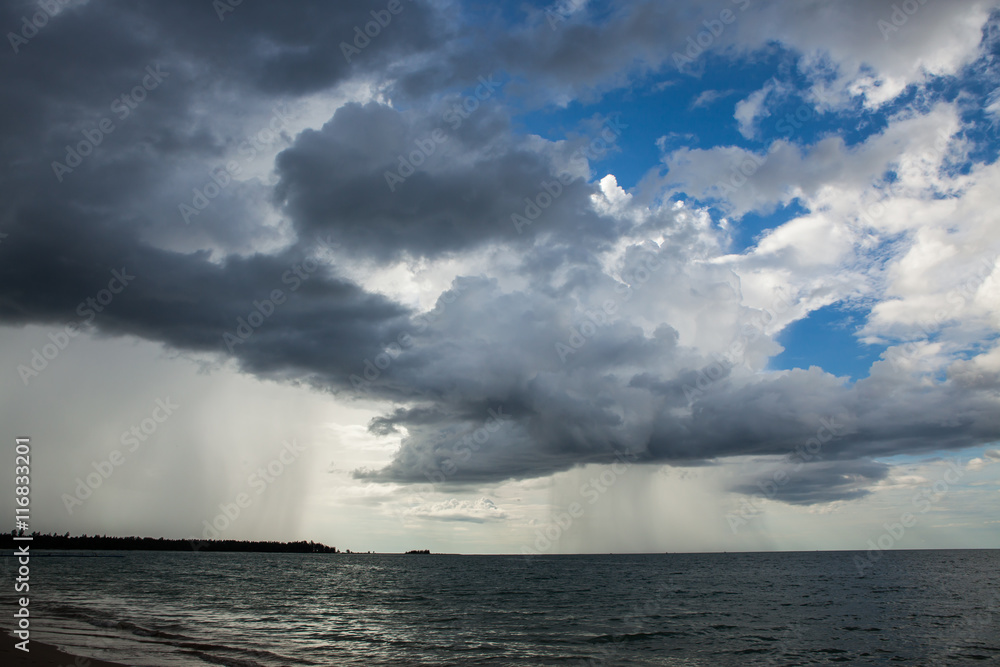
[1,533,338,553]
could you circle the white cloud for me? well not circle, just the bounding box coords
[734,79,786,139]
[692,88,737,110]
[737,0,995,110]
[402,497,508,523]
[968,449,1000,471]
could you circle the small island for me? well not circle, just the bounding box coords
[405,549,431,554]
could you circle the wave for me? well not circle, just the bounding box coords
[38,601,317,666]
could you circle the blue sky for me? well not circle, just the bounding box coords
[513,54,908,383]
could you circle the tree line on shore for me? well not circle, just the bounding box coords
[3,531,339,553]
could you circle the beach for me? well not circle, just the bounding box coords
[2,636,126,667]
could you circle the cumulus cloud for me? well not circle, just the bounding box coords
[968,449,1000,471]
[273,100,621,260]
[402,497,507,523]
[733,0,996,109]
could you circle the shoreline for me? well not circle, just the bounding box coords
[2,635,128,667]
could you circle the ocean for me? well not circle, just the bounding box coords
[16,549,1000,666]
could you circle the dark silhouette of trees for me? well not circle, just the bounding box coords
[3,530,338,553]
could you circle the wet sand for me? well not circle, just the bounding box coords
[1,637,128,666]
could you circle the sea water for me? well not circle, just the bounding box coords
[16,549,1000,665]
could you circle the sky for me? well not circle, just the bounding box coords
[1,0,999,555]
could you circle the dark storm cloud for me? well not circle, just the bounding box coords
[273,100,622,260]
[0,204,410,384]
[0,0,421,389]
[360,351,1000,502]
[727,459,892,505]
[0,0,443,189]
[1,0,441,98]
[0,1,443,382]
